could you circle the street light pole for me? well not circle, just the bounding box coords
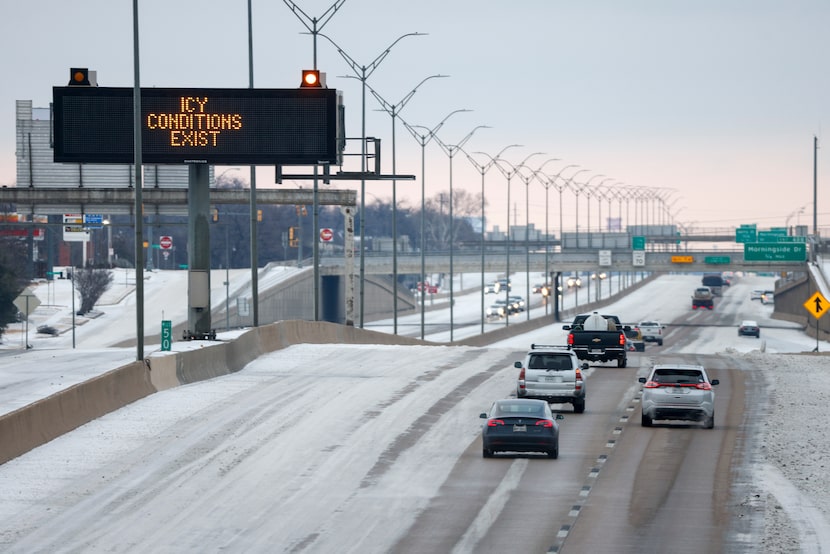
[465,144,520,334]
[401,110,468,340]
[284,0,347,323]
[319,30,425,327]
[364,74,448,334]
[433,124,488,341]
[493,152,544,328]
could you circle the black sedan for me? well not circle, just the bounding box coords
[480,399,564,459]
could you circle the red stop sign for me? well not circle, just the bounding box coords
[319,228,333,242]
[159,235,173,249]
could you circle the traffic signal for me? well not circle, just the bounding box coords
[289,226,299,247]
[300,69,323,88]
[289,227,295,241]
[212,208,218,221]
[257,209,262,222]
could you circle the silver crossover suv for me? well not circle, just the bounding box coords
[638,364,719,429]
[515,345,589,413]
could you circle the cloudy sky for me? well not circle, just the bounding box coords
[1,0,828,234]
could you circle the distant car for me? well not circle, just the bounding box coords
[638,321,665,346]
[738,320,760,338]
[515,344,588,413]
[508,295,525,311]
[532,283,551,294]
[486,304,506,320]
[761,291,775,305]
[750,290,764,301]
[566,276,582,288]
[480,398,564,459]
[638,364,719,429]
[484,282,498,294]
[497,278,512,291]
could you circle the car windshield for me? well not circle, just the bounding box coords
[493,401,547,418]
[528,354,572,371]
[652,368,704,384]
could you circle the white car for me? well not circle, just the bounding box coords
[638,364,719,429]
[750,289,765,301]
[761,291,775,305]
[638,321,666,346]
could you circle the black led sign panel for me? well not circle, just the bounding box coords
[53,87,342,165]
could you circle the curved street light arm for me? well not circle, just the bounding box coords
[493,152,545,179]
[466,144,522,173]
[317,31,426,80]
[401,109,468,146]
[434,124,490,157]
[283,0,346,34]
[395,74,449,113]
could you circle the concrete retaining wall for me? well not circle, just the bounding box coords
[0,321,431,466]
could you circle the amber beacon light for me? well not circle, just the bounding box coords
[300,69,323,88]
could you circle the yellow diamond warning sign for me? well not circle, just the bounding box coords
[804,291,829,320]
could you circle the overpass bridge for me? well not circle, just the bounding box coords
[318,248,810,276]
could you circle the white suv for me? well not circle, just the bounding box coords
[638,364,719,429]
[515,345,588,413]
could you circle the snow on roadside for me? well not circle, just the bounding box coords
[743,350,830,552]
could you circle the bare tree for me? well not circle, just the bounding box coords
[73,268,114,314]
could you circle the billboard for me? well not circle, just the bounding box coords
[53,87,344,165]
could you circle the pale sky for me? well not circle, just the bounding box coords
[1,0,828,234]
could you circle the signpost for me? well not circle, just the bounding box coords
[744,242,807,262]
[704,256,731,264]
[13,287,41,350]
[632,251,645,267]
[598,250,612,267]
[803,291,828,352]
[319,228,333,243]
[632,236,646,250]
[161,320,172,351]
[84,214,103,229]
[671,255,694,264]
[159,236,173,250]
[735,225,757,244]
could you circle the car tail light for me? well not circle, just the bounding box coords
[696,382,712,390]
[535,420,554,428]
[518,367,526,390]
[487,419,505,427]
[618,333,626,346]
[567,333,574,346]
[643,380,661,388]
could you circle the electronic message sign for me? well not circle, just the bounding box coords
[52,87,344,165]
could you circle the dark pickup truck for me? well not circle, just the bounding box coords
[563,312,630,367]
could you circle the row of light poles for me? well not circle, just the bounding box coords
[285,1,684,339]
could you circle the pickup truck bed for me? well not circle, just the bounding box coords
[563,313,628,367]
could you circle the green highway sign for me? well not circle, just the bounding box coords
[744,242,807,262]
[632,236,646,250]
[161,320,172,351]
[735,227,757,243]
[777,236,807,243]
[757,230,788,243]
[704,256,731,264]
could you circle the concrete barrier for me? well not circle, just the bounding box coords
[0,321,431,465]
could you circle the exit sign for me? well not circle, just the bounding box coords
[744,242,807,261]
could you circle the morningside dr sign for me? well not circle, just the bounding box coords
[744,242,807,262]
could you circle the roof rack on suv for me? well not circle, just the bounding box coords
[530,344,572,350]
